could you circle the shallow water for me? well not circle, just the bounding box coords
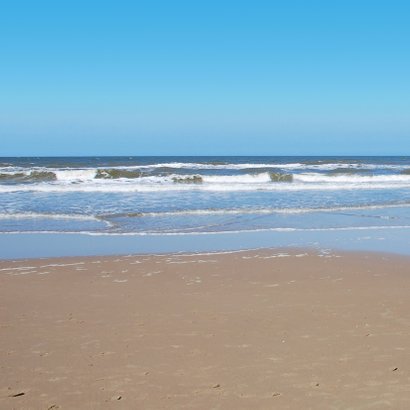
[2,226,410,259]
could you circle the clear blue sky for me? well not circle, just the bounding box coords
[1,0,409,156]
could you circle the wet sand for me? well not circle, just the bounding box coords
[1,248,410,409]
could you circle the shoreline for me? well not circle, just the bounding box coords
[2,248,410,408]
[3,245,410,264]
[2,225,410,260]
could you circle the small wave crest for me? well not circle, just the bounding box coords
[328,167,371,175]
[95,169,142,179]
[172,175,203,184]
[269,172,293,182]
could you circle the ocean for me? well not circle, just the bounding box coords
[1,156,410,239]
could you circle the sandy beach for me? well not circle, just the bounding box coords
[1,248,410,409]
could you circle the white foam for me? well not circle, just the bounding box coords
[0,169,31,176]
[112,162,303,170]
[294,173,410,183]
[0,212,100,221]
[202,173,272,183]
[120,203,410,218]
[95,162,408,171]
[0,176,410,193]
[54,169,97,181]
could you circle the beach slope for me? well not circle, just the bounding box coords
[1,249,410,409]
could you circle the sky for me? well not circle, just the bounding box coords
[1,0,409,156]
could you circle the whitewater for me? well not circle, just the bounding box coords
[1,156,410,235]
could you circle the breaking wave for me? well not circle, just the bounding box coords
[0,171,56,183]
[95,169,143,179]
[172,175,203,184]
[2,168,410,192]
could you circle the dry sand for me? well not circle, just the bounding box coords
[1,248,410,409]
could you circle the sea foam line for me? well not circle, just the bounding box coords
[0,212,102,221]
[3,180,410,193]
[1,203,409,224]
[2,224,410,236]
[100,203,410,219]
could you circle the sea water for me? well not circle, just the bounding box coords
[1,156,410,257]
